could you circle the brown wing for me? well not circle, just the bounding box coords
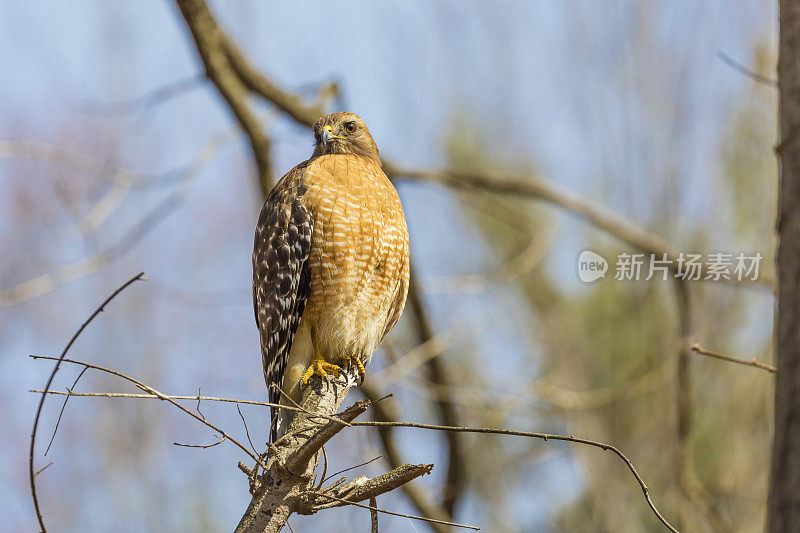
[252,164,312,442]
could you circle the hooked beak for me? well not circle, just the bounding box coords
[321,124,343,146]
[321,124,334,146]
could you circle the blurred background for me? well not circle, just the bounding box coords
[1,1,778,531]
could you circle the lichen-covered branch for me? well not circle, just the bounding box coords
[233,375,355,533]
[233,376,436,533]
[305,463,434,512]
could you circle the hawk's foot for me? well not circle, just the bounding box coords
[300,353,341,385]
[347,356,366,383]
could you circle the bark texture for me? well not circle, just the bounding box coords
[769,2,800,530]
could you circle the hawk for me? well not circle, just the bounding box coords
[253,112,409,442]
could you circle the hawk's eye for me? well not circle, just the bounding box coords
[343,121,357,134]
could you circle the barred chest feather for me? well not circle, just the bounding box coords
[282,154,409,391]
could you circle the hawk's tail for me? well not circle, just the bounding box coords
[268,385,281,443]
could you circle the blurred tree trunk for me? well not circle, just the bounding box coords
[768,1,800,531]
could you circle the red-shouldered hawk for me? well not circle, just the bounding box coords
[253,112,409,441]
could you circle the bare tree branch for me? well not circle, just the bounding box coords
[370,496,379,533]
[308,463,435,512]
[237,404,260,457]
[0,140,156,187]
[390,166,773,290]
[33,462,53,478]
[78,74,205,118]
[690,343,776,373]
[307,490,479,531]
[405,276,467,516]
[228,376,445,532]
[174,0,274,193]
[360,382,455,533]
[29,272,146,533]
[716,50,777,87]
[672,281,726,532]
[322,455,383,486]
[173,435,227,449]
[171,0,775,306]
[370,332,451,388]
[220,34,332,128]
[674,281,694,531]
[30,355,268,472]
[33,380,677,531]
[29,385,340,421]
[44,366,88,456]
[531,357,676,411]
[349,419,678,533]
[1,127,236,306]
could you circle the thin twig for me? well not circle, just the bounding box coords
[29,356,268,472]
[30,389,319,417]
[716,50,777,87]
[79,74,205,117]
[690,343,776,373]
[359,383,454,532]
[174,435,227,449]
[32,388,360,446]
[33,376,676,530]
[195,387,206,420]
[29,390,275,404]
[33,462,53,478]
[322,455,383,485]
[349,420,678,533]
[0,140,164,187]
[370,496,379,533]
[316,446,328,491]
[405,276,466,516]
[372,393,394,403]
[237,404,259,457]
[29,272,146,533]
[309,491,480,531]
[44,366,88,455]
[1,128,237,306]
[31,365,675,529]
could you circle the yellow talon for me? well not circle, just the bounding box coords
[349,356,366,376]
[300,352,341,385]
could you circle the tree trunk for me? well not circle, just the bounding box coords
[768,1,800,531]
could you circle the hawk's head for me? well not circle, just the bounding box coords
[311,112,379,163]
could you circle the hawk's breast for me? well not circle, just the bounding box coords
[300,154,409,363]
